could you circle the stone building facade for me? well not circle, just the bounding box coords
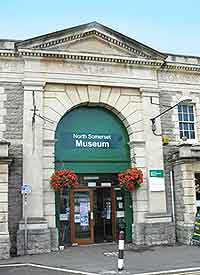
[0,22,200,258]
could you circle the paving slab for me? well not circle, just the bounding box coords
[0,244,200,275]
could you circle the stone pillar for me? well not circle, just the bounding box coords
[0,140,12,259]
[136,89,174,245]
[22,81,45,218]
[17,81,52,255]
[172,144,198,244]
[141,88,167,214]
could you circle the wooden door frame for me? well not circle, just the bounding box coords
[70,188,94,245]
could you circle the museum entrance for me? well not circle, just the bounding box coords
[70,187,115,245]
[55,105,132,246]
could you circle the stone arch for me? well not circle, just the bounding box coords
[43,84,143,160]
[42,84,145,228]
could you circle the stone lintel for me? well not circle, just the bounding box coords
[145,213,172,223]
[140,88,160,98]
[174,144,200,160]
[18,217,48,230]
[0,140,10,145]
[22,81,46,91]
[0,157,12,166]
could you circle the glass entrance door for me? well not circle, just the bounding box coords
[70,189,94,244]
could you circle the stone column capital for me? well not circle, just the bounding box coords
[140,88,160,98]
[22,81,46,92]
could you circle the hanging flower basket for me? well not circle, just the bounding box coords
[118,168,143,191]
[50,170,79,191]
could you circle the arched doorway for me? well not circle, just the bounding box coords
[55,106,132,245]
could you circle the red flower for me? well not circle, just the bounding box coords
[118,168,143,191]
[50,170,79,191]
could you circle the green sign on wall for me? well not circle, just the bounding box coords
[149,170,164,177]
[55,106,131,173]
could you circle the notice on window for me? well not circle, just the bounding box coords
[117,211,124,218]
[59,214,68,221]
[80,201,89,226]
[74,214,80,223]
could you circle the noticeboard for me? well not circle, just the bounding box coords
[192,213,200,243]
[149,170,165,192]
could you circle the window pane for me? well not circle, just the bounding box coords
[183,113,188,121]
[178,105,182,112]
[178,113,183,121]
[74,192,91,240]
[189,106,193,113]
[180,131,183,138]
[179,122,183,130]
[189,113,194,121]
[190,131,195,139]
[189,124,194,130]
[183,123,188,130]
[183,105,188,112]
[184,131,189,139]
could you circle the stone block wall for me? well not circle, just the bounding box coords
[159,91,187,244]
[134,222,175,246]
[176,224,193,244]
[173,163,185,223]
[17,228,51,256]
[8,145,23,255]
[0,141,11,259]
[3,82,23,140]
[160,91,177,217]
[159,90,200,244]
[2,82,23,255]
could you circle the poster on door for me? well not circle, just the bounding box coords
[80,201,89,226]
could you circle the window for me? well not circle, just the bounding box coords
[178,105,195,140]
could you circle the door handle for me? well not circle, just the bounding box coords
[90,211,94,220]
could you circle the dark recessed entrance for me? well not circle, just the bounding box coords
[94,188,113,243]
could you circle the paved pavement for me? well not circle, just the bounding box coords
[0,243,200,275]
[0,265,68,275]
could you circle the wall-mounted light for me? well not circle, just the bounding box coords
[150,96,192,136]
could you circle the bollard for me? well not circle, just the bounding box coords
[118,230,124,271]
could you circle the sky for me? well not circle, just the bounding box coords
[1,0,200,56]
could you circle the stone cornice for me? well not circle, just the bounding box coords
[0,49,16,57]
[17,48,164,67]
[0,48,200,72]
[164,62,200,72]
